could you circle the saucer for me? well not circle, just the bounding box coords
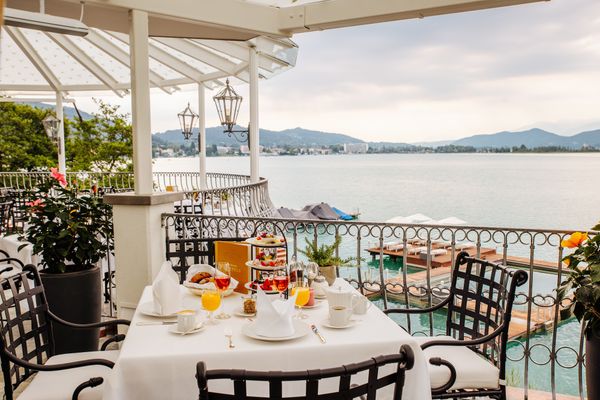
[234,307,256,317]
[296,301,321,310]
[321,318,360,329]
[168,322,205,335]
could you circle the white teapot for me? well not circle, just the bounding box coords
[326,284,358,309]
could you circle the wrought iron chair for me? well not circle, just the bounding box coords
[384,251,528,400]
[196,345,415,400]
[0,265,131,400]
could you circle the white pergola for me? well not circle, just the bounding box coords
[0,22,297,185]
[2,0,548,317]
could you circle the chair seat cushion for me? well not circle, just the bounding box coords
[17,350,118,400]
[413,336,500,391]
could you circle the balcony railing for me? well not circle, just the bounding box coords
[0,171,275,217]
[0,171,254,192]
[161,212,596,400]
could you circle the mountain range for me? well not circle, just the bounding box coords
[28,103,600,149]
[154,126,600,149]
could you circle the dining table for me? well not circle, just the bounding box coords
[0,233,38,267]
[103,279,432,400]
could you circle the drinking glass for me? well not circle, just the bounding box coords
[273,269,289,299]
[201,290,221,324]
[215,262,231,319]
[291,283,310,319]
[305,262,319,286]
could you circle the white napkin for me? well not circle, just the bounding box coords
[255,288,297,338]
[152,261,182,315]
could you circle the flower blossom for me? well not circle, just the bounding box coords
[561,232,588,249]
[50,167,67,187]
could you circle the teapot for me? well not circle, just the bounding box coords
[326,284,358,309]
[311,275,329,299]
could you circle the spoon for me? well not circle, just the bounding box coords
[224,327,235,349]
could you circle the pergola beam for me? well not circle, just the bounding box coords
[280,0,548,33]
[84,30,174,94]
[46,33,126,97]
[4,27,63,92]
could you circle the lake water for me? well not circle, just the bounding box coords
[154,153,600,231]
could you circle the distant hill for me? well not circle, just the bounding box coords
[452,128,600,149]
[153,126,365,147]
[28,102,94,121]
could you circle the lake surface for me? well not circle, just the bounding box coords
[154,153,600,231]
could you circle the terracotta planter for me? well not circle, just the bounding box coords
[319,265,337,286]
[40,265,102,355]
[587,330,600,400]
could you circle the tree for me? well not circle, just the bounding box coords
[68,100,133,172]
[0,102,57,171]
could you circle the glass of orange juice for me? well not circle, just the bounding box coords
[291,284,310,319]
[201,289,221,324]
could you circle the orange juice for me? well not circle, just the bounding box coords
[201,290,221,312]
[292,287,310,307]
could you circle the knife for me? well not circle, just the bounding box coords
[136,321,177,326]
[310,324,326,344]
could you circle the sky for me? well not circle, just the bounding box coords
[72,0,600,143]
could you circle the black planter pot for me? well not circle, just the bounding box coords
[40,266,102,355]
[586,330,600,400]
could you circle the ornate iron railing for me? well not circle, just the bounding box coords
[161,212,596,399]
[0,171,253,192]
[0,172,275,217]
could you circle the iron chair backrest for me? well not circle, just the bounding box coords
[165,237,248,283]
[445,252,528,374]
[0,265,54,398]
[197,345,415,400]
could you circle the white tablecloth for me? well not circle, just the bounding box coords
[0,233,38,266]
[104,280,431,400]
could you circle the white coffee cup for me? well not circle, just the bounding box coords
[352,295,372,315]
[177,310,197,333]
[329,305,353,327]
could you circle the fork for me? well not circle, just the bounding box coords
[224,327,235,349]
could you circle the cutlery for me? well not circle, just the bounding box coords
[310,324,326,344]
[136,321,177,326]
[224,327,235,349]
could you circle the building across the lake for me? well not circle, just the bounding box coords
[344,143,369,154]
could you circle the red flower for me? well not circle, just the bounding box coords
[50,167,67,187]
[26,198,45,209]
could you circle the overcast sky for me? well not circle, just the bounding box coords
[73,0,600,143]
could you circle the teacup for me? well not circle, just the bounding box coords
[329,305,352,327]
[177,309,197,333]
[352,295,372,315]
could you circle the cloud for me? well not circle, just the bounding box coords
[73,0,600,142]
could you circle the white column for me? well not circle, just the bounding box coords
[197,84,207,190]
[55,92,66,174]
[249,45,259,183]
[129,9,153,195]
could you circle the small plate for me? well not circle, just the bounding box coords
[244,282,280,294]
[168,323,205,335]
[296,301,321,310]
[242,320,310,342]
[314,294,327,300]
[321,318,360,329]
[234,307,256,317]
[138,301,178,318]
[245,238,286,247]
[183,282,235,297]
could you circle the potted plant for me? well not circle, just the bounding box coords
[21,168,113,354]
[558,225,600,399]
[299,235,352,285]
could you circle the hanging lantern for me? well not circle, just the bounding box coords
[213,79,243,133]
[42,114,60,144]
[177,103,198,140]
[213,79,248,142]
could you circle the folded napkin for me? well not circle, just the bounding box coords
[152,261,182,315]
[254,288,297,338]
